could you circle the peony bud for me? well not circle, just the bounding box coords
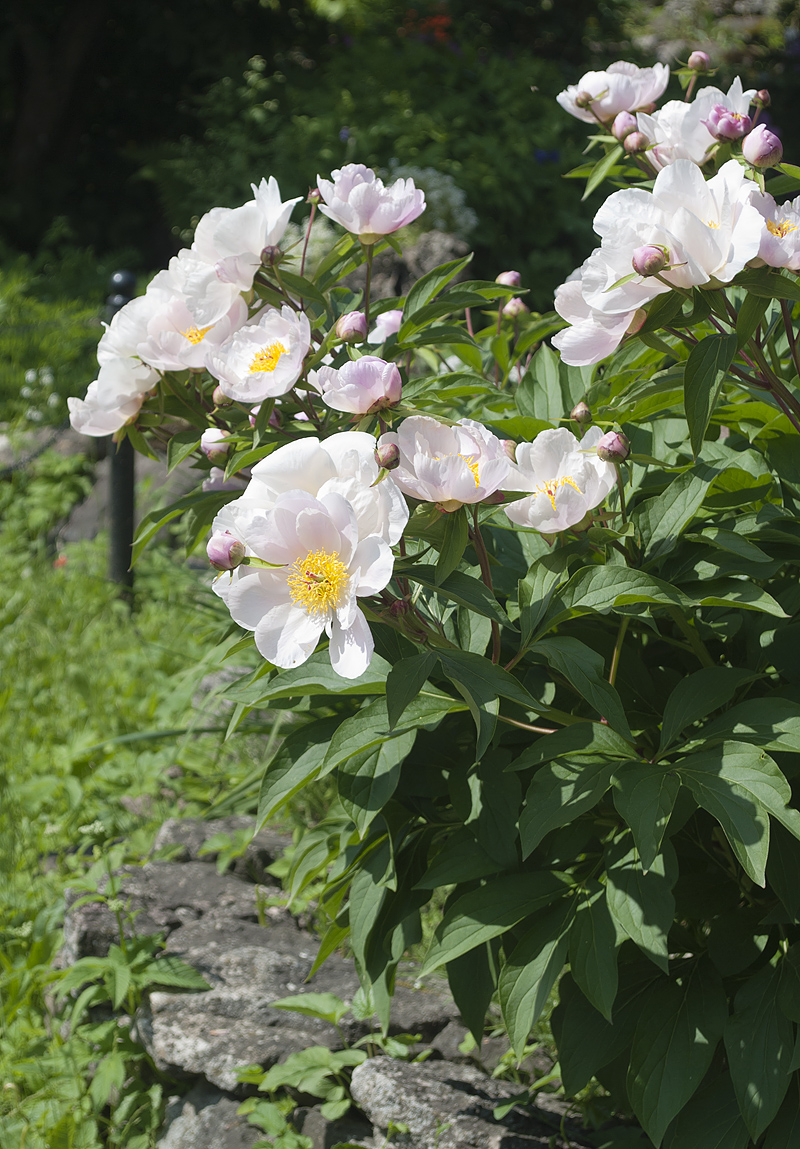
[632,244,669,277]
[596,430,631,463]
[612,111,637,141]
[704,105,751,141]
[574,90,594,109]
[742,123,783,168]
[212,385,232,408]
[260,245,283,267]
[496,270,522,287]
[624,131,650,154]
[688,50,710,72]
[200,427,231,463]
[335,310,368,342]
[753,89,771,109]
[374,442,401,470]
[207,531,245,571]
[502,297,529,318]
[571,401,592,425]
[501,439,518,461]
[307,187,322,204]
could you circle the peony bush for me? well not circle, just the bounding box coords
[69,58,800,1145]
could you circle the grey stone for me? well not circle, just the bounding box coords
[296,1105,374,1149]
[152,816,293,885]
[350,1059,592,1149]
[59,861,265,966]
[157,1083,263,1149]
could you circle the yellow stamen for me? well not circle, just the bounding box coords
[460,455,481,487]
[537,475,582,512]
[181,324,212,345]
[286,549,348,617]
[767,219,798,239]
[250,341,287,373]
[705,219,720,230]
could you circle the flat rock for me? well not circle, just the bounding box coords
[157,1083,263,1149]
[60,861,266,966]
[350,1059,593,1149]
[152,816,293,884]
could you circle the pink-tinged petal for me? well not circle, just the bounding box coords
[295,505,346,558]
[329,608,374,679]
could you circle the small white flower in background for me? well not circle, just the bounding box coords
[557,61,669,124]
[191,176,302,291]
[214,489,394,678]
[309,356,402,414]
[213,432,409,548]
[378,415,509,512]
[750,192,800,271]
[316,163,426,243]
[207,304,311,403]
[504,426,617,534]
[368,309,404,344]
[202,466,250,494]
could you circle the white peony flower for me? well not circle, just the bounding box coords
[637,79,755,172]
[150,249,244,328]
[214,489,393,678]
[309,356,402,414]
[557,61,669,125]
[191,177,302,291]
[750,192,800,270]
[368,309,404,344]
[213,432,409,547]
[68,358,157,436]
[207,304,311,403]
[504,426,617,533]
[316,164,426,243]
[137,295,248,373]
[551,269,643,368]
[378,416,509,512]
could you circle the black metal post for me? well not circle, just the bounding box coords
[106,270,137,601]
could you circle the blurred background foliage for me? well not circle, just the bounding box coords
[0,0,798,397]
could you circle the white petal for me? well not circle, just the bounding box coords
[329,608,374,679]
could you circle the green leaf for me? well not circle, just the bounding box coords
[532,636,632,739]
[257,719,338,827]
[421,871,570,974]
[633,462,723,565]
[605,835,676,972]
[386,653,437,730]
[436,507,469,583]
[627,961,727,1148]
[519,758,615,858]
[612,763,680,872]
[140,955,210,991]
[508,721,634,771]
[732,267,800,303]
[664,1069,750,1149]
[499,901,574,1057]
[402,254,474,320]
[110,960,131,1009]
[438,650,533,758]
[406,565,513,629]
[583,143,625,199]
[516,547,577,647]
[778,945,800,1022]
[677,741,800,886]
[682,578,788,617]
[132,490,235,565]
[275,269,327,307]
[467,756,521,868]
[658,667,758,753]
[724,963,794,1139]
[166,429,201,473]
[89,1051,126,1109]
[543,566,692,632]
[763,1076,800,1149]
[683,333,738,457]
[447,942,498,1045]
[325,695,457,772]
[415,828,502,889]
[569,881,619,1022]
[269,992,349,1026]
[735,293,770,349]
[339,728,417,834]
[224,650,391,705]
[398,291,487,339]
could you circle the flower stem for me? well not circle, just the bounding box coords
[615,468,628,523]
[608,616,629,687]
[781,300,800,383]
[363,244,374,333]
[471,505,501,664]
[300,203,316,281]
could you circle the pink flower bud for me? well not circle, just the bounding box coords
[704,105,751,141]
[624,131,650,154]
[375,442,401,470]
[502,297,529,318]
[742,124,783,168]
[501,439,518,461]
[495,270,522,287]
[307,187,322,205]
[612,112,637,141]
[575,90,594,109]
[632,244,669,277]
[260,245,283,267]
[571,401,592,425]
[200,428,231,463]
[335,311,368,342]
[596,430,631,463]
[688,50,710,72]
[212,385,232,408]
[753,89,771,109]
[207,531,245,571]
